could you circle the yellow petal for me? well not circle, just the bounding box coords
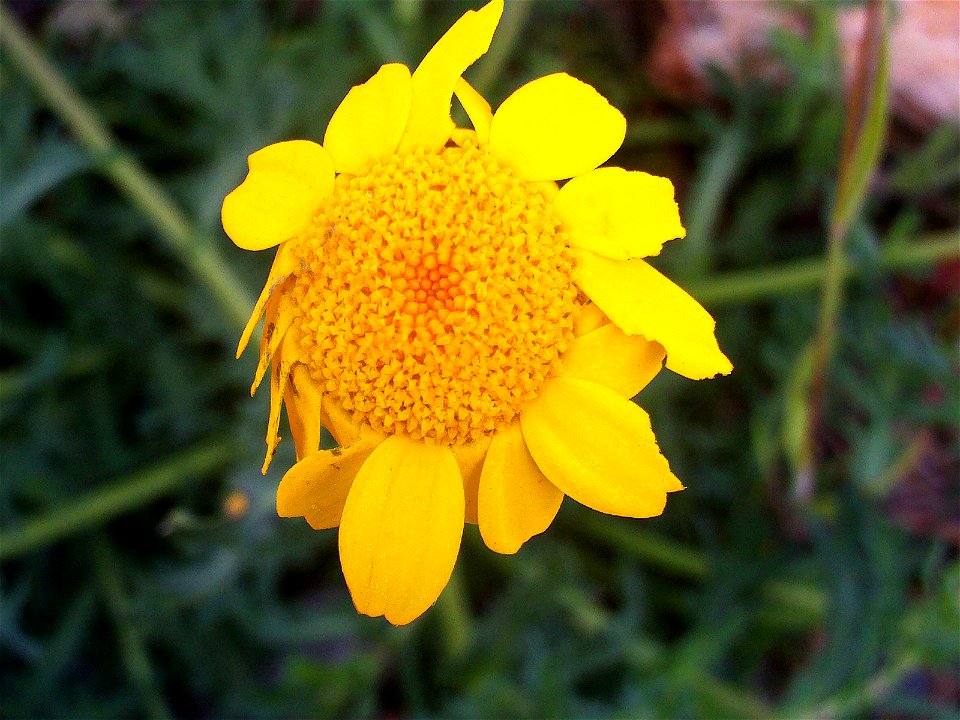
[488,73,626,181]
[250,291,294,396]
[573,251,733,380]
[262,333,294,474]
[478,422,563,554]
[339,437,464,625]
[448,128,480,148]
[276,436,381,530]
[320,396,362,448]
[400,0,504,150]
[452,435,491,525]
[236,242,298,358]
[222,140,334,251]
[560,322,665,399]
[557,167,685,260]
[574,302,608,337]
[454,78,492,146]
[324,64,412,175]
[520,377,681,517]
[283,363,323,461]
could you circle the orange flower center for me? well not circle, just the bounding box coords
[287,140,578,444]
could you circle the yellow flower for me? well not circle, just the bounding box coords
[222,0,731,625]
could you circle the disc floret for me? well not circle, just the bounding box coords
[289,141,578,444]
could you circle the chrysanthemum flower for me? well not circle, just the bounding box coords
[222,0,731,626]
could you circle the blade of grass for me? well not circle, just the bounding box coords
[781,344,816,488]
[762,579,829,621]
[0,439,236,562]
[680,125,746,277]
[353,2,411,66]
[0,6,252,328]
[392,0,424,28]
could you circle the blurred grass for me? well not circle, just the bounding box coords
[1,1,958,719]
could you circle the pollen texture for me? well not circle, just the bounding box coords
[287,141,578,444]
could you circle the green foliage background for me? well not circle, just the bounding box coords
[1,1,957,718]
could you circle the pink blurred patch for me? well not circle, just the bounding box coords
[648,0,801,99]
[648,0,960,130]
[839,0,960,130]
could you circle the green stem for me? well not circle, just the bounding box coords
[434,567,473,660]
[92,538,172,720]
[0,439,235,561]
[0,6,252,327]
[569,514,708,579]
[687,233,958,307]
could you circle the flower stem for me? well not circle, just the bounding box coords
[0,439,236,562]
[570,513,708,579]
[0,6,252,327]
[688,232,957,307]
[435,566,473,660]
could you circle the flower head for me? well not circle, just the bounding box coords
[222,0,731,626]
